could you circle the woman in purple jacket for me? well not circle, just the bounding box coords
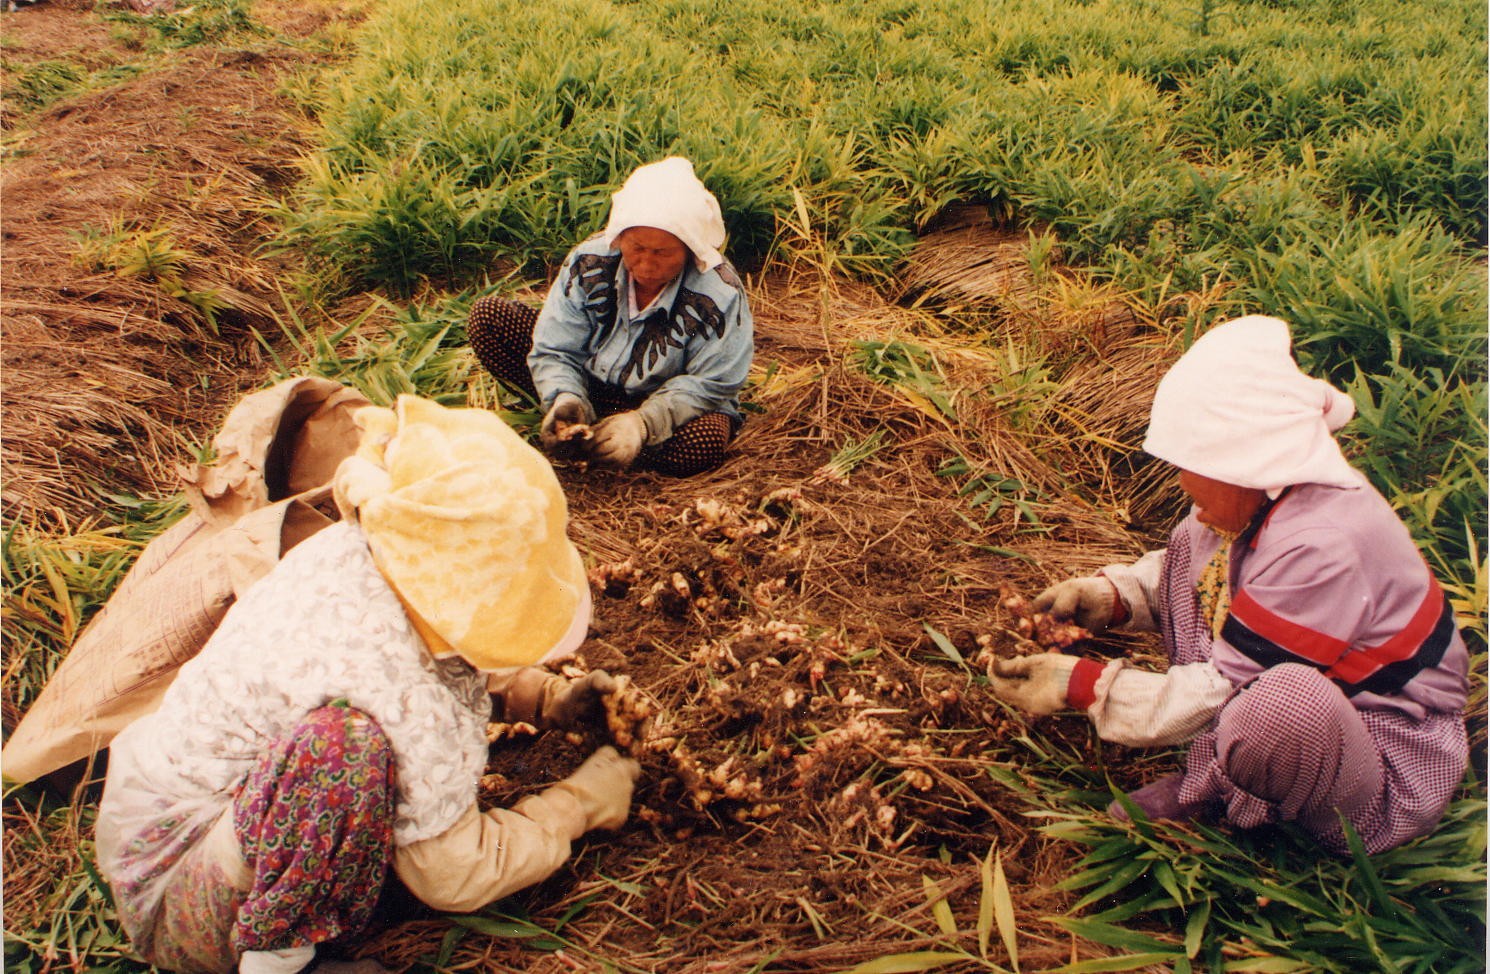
[988,315,1469,853]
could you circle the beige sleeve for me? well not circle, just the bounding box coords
[1087,659,1235,747]
[394,788,588,914]
[1100,548,1166,632]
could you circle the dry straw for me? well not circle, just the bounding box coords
[346,227,1178,970]
[1,44,319,526]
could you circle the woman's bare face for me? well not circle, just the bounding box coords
[617,227,689,295]
[1177,469,1266,534]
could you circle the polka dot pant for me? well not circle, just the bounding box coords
[647,411,734,478]
[467,294,540,401]
[467,294,735,477]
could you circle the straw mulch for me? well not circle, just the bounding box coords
[348,265,1186,971]
[0,5,329,528]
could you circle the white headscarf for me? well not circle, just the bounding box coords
[1143,315,1363,493]
[602,156,727,273]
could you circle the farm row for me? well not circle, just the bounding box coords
[281,0,1487,630]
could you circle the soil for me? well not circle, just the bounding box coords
[1,2,1183,971]
[422,330,1171,969]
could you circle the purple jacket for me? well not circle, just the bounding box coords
[1165,481,1469,719]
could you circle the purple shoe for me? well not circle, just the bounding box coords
[1108,773,1191,823]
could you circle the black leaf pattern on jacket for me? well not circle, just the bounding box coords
[621,287,727,382]
[566,252,621,339]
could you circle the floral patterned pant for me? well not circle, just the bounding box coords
[230,703,396,953]
[142,705,396,972]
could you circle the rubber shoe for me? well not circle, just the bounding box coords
[1107,773,1190,823]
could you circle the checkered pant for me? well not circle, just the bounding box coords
[1160,521,1467,853]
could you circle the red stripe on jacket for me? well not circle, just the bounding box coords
[1229,588,1349,666]
[1229,573,1446,683]
[1327,573,1446,684]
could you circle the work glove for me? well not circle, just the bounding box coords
[1032,577,1125,631]
[539,393,595,453]
[541,670,619,729]
[588,410,648,469]
[986,653,1078,717]
[550,745,641,833]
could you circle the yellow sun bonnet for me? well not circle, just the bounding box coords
[334,395,590,670]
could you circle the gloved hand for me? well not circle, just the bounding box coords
[588,410,648,469]
[539,393,595,452]
[542,670,618,729]
[986,653,1078,717]
[1033,577,1125,631]
[551,745,641,833]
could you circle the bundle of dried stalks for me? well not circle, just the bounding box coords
[894,203,1045,313]
[893,203,1187,537]
[1047,331,1189,533]
[896,202,1147,363]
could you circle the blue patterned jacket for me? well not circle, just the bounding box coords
[528,236,754,443]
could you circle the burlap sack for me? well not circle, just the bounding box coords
[1,377,371,787]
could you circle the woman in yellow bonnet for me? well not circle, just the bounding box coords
[96,396,639,974]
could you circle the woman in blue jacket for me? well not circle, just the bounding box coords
[468,157,754,477]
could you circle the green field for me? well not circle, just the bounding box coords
[280,0,1488,609]
[4,0,1486,970]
